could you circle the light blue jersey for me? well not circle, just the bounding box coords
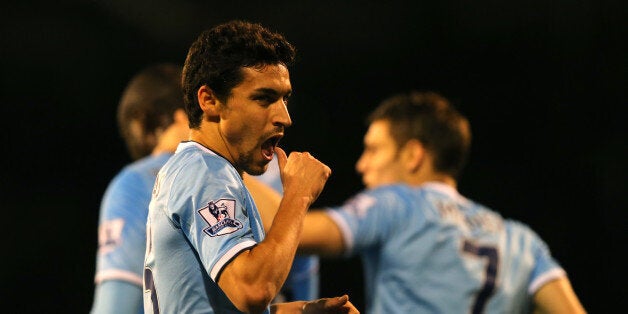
[92,153,172,314]
[326,182,566,314]
[254,155,320,302]
[144,141,268,314]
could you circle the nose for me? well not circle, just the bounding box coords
[273,101,292,128]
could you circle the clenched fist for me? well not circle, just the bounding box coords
[275,147,331,208]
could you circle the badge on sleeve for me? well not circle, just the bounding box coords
[98,218,125,255]
[198,199,243,236]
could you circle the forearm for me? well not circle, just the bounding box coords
[245,193,310,285]
[298,210,345,257]
[219,194,311,312]
[533,277,587,314]
[243,173,282,232]
[91,280,143,314]
[220,148,331,312]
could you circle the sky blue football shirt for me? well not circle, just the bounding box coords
[144,142,267,314]
[326,182,566,314]
[93,153,173,314]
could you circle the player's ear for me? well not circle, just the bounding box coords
[401,139,425,173]
[197,85,221,119]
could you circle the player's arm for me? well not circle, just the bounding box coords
[532,277,587,314]
[91,280,142,314]
[245,172,345,257]
[243,173,282,232]
[298,211,345,257]
[218,147,331,313]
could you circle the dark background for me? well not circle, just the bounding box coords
[2,0,626,313]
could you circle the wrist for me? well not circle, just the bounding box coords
[280,194,313,212]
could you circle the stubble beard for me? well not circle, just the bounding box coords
[237,149,269,176]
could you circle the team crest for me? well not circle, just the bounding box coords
[198,199,243,236]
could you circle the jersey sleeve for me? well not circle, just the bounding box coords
[326,187,414,256]
[94,168,149,287]
[172,164,258,282]
[524,224,567,294]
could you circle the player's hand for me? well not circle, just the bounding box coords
[301,295,359,314]
[275,146,331,207]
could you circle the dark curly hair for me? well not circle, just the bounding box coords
[367,91,471,179]
[182,20,296,128]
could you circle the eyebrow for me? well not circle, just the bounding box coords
[252,88,292,98]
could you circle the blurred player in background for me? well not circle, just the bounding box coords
[90,63,188,314]
[255,90,587,313]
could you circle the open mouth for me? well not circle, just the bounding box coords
[261,135,282,160]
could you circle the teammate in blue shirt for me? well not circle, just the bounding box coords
[257,91,587,313]
[143,20,358,314]
[91,63,190,314]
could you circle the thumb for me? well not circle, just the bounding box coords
[275,146,288,174]
[334,294,349,305]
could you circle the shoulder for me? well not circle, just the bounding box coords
[157,143,244,197]
[362,184,428,207]
[338,184,418,215]
[364,184,413,198]
[105,161,147,195]
[504,218,545,243]
[124,154,171,179]
[110,154,174,188]
[169,142,235,176]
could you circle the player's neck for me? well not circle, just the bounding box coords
[190,125,243,176]
[152,139,179,155]
[408,172,457,189]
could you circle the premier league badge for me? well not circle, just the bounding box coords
[198,199,243,236]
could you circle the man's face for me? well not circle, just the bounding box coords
[220,64,292,175]
[355,120,405,188]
